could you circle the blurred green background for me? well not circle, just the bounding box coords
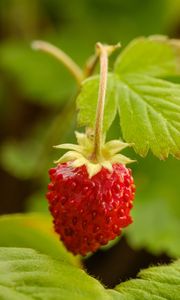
[0,0,180,287]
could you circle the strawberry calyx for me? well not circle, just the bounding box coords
[54,131,135,178]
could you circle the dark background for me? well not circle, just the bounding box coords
[0,0,180,288]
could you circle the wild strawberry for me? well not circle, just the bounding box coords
[47,132,135,255]
[46,42,135,255]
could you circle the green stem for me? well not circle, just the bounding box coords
[31,40,83,85]
[92,43,108,161]
[91,43,121,162]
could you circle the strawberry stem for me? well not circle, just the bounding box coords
[92,43,120,162]
[31,40,83,85]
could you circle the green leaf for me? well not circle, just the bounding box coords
[115,36,180,159]
[126,156,180,257]
[77,74,117,132]
[0,140,41,180]
[116,74,180,158]
[114,36,180,77]
[0,214,78,266]
[0,247,179,300]
[77,36,180,159]
[113,259,180,300]
[127,196,180,257]
[0,247,110,300]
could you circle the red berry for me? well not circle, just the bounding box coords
[46,162,135,255]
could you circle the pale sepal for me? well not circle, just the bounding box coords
[54,151,82,164]
[86,162,102,178]
[103,140,132,155]
[54,144,82,153]
[71,158,87,168]
[54,132,135,177]
[110,154,136,164]
[101,161,113,172]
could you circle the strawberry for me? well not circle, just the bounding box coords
[46,42,135,255]
[47,132,135,255]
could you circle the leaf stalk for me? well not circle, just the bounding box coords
[31,40,83,85]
